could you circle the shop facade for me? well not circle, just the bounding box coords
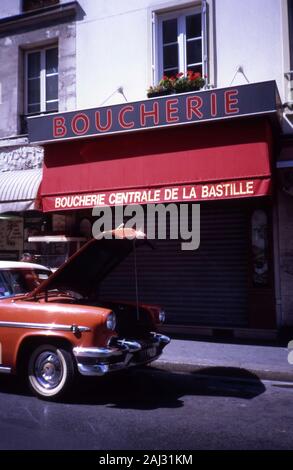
[276,133,293,336]
[0,139,44,262]
[27,81,280,338]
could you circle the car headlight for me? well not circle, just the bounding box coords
[159,309,166,323]
[106,312,116,331]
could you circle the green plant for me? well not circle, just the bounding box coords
[147,82,173,97]
[147,71,205,97]
[158,75,175,91]
[146,84,165,94]
[174,71,205,92]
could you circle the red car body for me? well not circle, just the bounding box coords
[0,229,170,399]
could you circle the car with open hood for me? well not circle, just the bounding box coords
[0,261,51,298]
[0,229,170,399]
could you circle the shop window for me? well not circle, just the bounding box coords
[22,0,59,12]
[153,3,208,80]
[251,209,269,286]
[25,46,59,115]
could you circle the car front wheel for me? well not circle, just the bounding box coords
[28,344,75,399]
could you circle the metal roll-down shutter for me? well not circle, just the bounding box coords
[99,201,249,328]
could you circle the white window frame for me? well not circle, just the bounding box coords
[24,45,58,115]
[153,2,208,85]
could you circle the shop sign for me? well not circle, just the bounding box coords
[0,217,23,251]
[42,178,271,212]
[27,81,280,144]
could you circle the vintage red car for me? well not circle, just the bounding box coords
[0,260,51,296]
[0,229,170,399]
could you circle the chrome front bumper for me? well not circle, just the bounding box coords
[72,333,170,376]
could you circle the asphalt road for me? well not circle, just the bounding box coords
[0,366,292,450]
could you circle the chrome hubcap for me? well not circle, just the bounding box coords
[34,351,62,389]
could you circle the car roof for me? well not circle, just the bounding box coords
[0,261,51,271]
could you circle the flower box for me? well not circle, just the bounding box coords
[174,86,202,94]
[147,71,205,98]
[147,89,173,98]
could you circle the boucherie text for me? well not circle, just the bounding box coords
[41,179,271,212]
[27,81,278,144]
[52,90,239,139]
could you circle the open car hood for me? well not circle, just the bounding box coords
[27,228,147,298]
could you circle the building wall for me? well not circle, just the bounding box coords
[215,0,285,96]
[0,144,43,171]
[74,0,288,108]
[0,21,76,138]
[0,0,289,132]
[0,0,22,19]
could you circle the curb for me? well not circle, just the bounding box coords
[151,360,293,383]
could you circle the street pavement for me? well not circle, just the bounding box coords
[0,366,293,450]
[0,338,292,450]
[154,338,293,382]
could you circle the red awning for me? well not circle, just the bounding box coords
[41,118,272,211]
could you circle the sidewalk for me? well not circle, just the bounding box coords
[152,339,293,382]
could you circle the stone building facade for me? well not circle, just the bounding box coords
[0,141,43,172]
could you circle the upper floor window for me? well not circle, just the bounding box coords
[25,46,58,114]
[155,5,207,81]
[23,0,59,12]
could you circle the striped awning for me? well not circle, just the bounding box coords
[0,168,42,213]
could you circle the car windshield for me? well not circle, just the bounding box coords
[0,269,50,298]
